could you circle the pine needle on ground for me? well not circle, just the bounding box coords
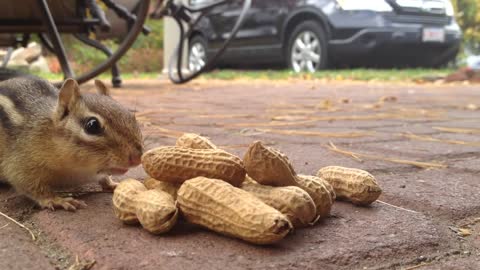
[433,126,480,134]
[404,262,433,270]
[227,110,443,128]
[326,142,447,169]
[0,211,36,241]
[376,200,421,214]
[193,114,255,119]
[401,132,480,146]
[259,128,373,138]
[142,125,186,139]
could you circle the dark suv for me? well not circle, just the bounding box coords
[187,0,461,72]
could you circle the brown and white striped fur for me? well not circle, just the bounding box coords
[0,76,143,211]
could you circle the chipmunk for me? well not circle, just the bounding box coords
[0,76,143,211]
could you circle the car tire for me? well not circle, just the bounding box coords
[287,20,328,72]
[188,35,208,73]
[432,47,459,68]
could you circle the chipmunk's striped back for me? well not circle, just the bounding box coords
[0,76,57,138]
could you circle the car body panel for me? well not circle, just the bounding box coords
[189,0,462,68]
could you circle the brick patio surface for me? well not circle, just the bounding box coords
[1,79,479,269]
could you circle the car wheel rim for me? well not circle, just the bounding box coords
[189,42,206,72]
[291,31,321,73]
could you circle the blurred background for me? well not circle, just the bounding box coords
[0,0,480,82]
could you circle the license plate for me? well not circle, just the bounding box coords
[422,28,445,42]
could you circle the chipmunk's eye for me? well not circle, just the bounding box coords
[84,117,103,135]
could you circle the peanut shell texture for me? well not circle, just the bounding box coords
[177,177,292,245]
[241,180,317,227]
[176,133,217,149]
[317,166,382,205]
[112,179,147,224]
[243,141,297,186]
[135,189,178,234]
[142,146,246,186]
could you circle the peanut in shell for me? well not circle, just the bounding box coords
[135,189,178,234]
[112,179,147,224]
[320,177,336,200]
[142,146,246,186]
[175,133,217,149]
[295,175,334,218]
[144,177,180,199]
[243,141,297,186]
[243,141,334,218]
[317,166,382,205]
[241,181,317,228]
[177,177,292,245]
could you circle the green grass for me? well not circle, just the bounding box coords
[31,71,160,81]
[59,18,164,74]
[32,68,454,83]
[201,68,454,82]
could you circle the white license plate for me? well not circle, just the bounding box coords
[422,28,445,42]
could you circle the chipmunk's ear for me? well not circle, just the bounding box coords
[56,78,81,120]
[94,79,110,96]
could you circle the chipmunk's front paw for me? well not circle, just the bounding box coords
[99,176,119,192]
[38,197,87,211]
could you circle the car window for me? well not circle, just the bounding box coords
[395,0,446,9]
[189,0,218,7]
[337,0,393,11]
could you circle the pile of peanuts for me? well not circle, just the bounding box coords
[112,133,382,245]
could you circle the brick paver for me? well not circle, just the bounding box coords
[1,79,479,269]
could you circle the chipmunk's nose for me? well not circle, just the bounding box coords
[128,151,142,167]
